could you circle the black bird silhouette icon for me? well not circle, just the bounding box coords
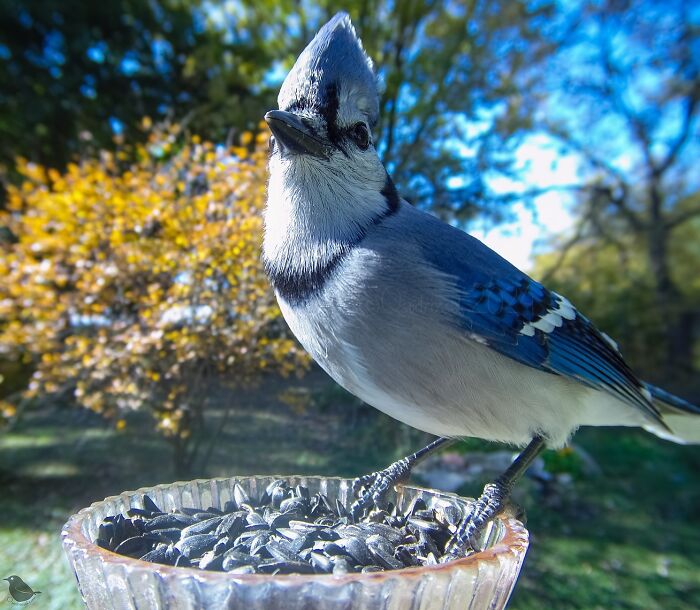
[4,576,41,605]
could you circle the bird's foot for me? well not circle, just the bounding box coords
[446,479,511,556]
[350,456,413,519]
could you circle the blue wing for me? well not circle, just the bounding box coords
[417,220,661,422]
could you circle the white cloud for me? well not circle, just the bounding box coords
[471,134,579,271]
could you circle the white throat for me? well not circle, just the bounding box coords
[264,155,387,274]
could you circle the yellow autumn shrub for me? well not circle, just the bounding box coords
[0,121,309,456]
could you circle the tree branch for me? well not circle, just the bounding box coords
[665,204,700,230]
[542,123,646,231]
[657,85,700,177]
[539,216,590,283]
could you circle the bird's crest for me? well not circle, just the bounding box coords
[278,12,378,127]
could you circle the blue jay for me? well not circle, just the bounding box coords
[263,13,700,553]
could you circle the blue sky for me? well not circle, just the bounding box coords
[470,135,579,270]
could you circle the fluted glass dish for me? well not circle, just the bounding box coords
[62,475,528,610]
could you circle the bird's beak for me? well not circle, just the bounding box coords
[264,110,331,160]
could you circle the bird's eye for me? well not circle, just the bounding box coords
[350,122,370,150]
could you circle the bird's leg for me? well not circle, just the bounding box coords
[447,435,545,556]
[351,436,455,519]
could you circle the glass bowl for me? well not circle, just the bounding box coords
[61,475,528,609]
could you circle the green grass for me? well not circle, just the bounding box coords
[507,430,700,609]
[1,374,699,609]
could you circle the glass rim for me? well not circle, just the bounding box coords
[61,474,529,584]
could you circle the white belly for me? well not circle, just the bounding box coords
[276,252,646,449]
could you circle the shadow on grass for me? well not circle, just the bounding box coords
[0,371,415,528]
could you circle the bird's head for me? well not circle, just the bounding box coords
[265,13,395,229]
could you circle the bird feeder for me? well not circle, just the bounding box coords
[62,476,529,609]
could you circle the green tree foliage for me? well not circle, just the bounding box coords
[349,0,557,218]
[0,0,294,169]
[0,0,557,223]
[533,215,700,386]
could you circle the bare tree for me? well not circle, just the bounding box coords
[538,0,700,378]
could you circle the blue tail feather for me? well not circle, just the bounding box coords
[646,384,700,416]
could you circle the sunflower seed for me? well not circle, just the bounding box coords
[143,513,197,531]
[114,536,151,557]
[143,495,163,513]
[180,516,223,538]
[295,485,310,501]
[246,512,267,527]
[279,496,307,514]
[418,531,440,557]
[358,522,404,544]
[175,534,218,559]
[151,527,182,543]
[265,539,299,562]
[366,535,403,570]
[271,486,288,510]
[192,512,219,521]
[436,503,462,528]
[174,555,191,568]
[98,523,115,547]
[198,550,224,571]
[233,483,251,508]
[140,545,169,564]
[287,533,311,554]
[165,544,180,564]
[332,556,354,574]
[223,549,262,570]
[275,527,301,541]
[267,512,292,529]
[309,552,333,573]
[128,507,155,518]
[335,499,350,518]
[338,537,372,565]
[249,532,273,557]
[215,513,245,538]
[395,545,420,567]
[99,481,474,574]
[288,520,325,533]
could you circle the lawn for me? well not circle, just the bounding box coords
[1,371,699,609]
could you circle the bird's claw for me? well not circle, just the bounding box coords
[446,481,509,556]
[350,457,412,519]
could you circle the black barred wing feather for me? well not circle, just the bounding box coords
[433,259,663,423]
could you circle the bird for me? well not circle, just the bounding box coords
[4,576,41,605]
[262,12,700,554]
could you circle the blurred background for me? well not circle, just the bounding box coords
[0,1,698,608]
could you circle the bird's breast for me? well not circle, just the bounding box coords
[274,246,568,445]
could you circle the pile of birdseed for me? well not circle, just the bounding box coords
[95,479,464,575]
